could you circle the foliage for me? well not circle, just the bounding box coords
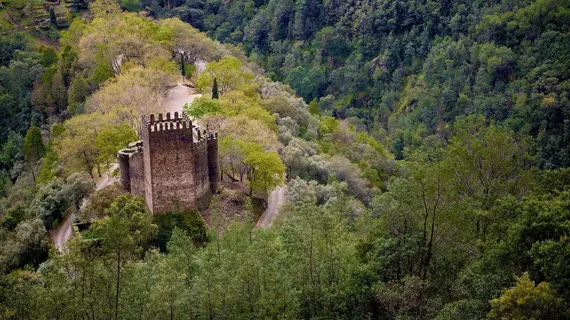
[54,112,133,177]
[212,78,219,99]
[2,3,570,320]
[244,150,285,195]
[489,273,568,320]
[150,0,570,169]
[196,56,254,96]
[152,211,208,252]
[183,96,221,118]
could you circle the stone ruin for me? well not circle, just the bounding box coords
[118,112,219,215]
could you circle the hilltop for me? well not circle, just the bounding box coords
[0,1,569,319]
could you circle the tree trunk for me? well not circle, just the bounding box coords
[115,251,121,320]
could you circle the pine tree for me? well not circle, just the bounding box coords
[212,78,219,99]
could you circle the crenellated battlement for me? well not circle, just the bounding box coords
[120,112,220,215]
[207,132,219,140]
[142,112,195,135]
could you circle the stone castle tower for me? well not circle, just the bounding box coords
[118,112,219,214]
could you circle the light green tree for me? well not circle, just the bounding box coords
[94,123,138,168]
[244,150,285,196]
[196,56,254,96]
[489,273,567,320]
[91,194,158,320]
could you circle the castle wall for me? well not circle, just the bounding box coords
[118,142,145,198]
[119,112,220,215]
[194,132,211,210]
[145,113,196,214]
[141,118,154,213]
[129,147,145,198]
[118,152,131,192]
[207,132,219,193]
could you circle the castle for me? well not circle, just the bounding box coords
[118,112,219,215]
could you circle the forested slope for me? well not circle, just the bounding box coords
[148,0,570,168]
[0,0,569,319]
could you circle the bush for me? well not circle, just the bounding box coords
[153,211,208,252]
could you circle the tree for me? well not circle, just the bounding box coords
[55,112,130,178]
[180,52,186,76]
[489,273,567,320]
[444,115,532,239]
[159,18,215,63]
[244,150,285,196]
[308,98,320,115]
[14,219,49,268]
[1,132,24,177]
[28,178,68,229]
[78,182,125,222]
[67,75,88,115]
[208,194,226,260]
[61,172,95,212]
[212,78,219,99]
[23,126,45,182]
[196,56,254,96]
[183,96,221,118]
[49,7,58,28]
[86,67,173,127]
[94,123,138,168]
[54,113,101,177]
[91,194,158,320]
[89,0,121,19]
[38,46,57,67]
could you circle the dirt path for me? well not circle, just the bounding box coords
[48,61,206,252]
[49,164,118,252]
[48,210,74,252]
[165,60,206,115]
[256,186,287,228]
[166,82,201,114]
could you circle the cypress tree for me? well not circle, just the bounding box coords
[212,78,219,99]
[180,53,186,77]
[49,7,58,28]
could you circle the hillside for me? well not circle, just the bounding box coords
[0,1,569,319]
[150,0,570,169]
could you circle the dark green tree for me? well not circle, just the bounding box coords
[212,77,219,99]
[180,52,185,77]
[49,7,58,28]
[23,126,45,182]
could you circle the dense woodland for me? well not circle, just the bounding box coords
[0,0,569,319]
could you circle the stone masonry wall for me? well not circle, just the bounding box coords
[194,131,211,210]
[120,112,219,215]
[207,132,219,193]
[129,144,145,198]
[144,113,195,214]
[118,141,145,198]
[141,117,154,212]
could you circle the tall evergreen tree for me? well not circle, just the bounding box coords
[49,7,58,28]
[180,52,186,77]
[212,77,219,99]
[23,126,45,182]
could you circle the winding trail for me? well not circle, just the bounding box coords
[48,209,74,252]
[49,164,119,252]
[49,62,207,252]
[165,59,206,114]
[256,186,287,228]
[49,59,283,250]
[166,82,201,114]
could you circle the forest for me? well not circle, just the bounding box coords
[0,0,569,319]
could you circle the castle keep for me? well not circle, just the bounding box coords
[118,112,219,215]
